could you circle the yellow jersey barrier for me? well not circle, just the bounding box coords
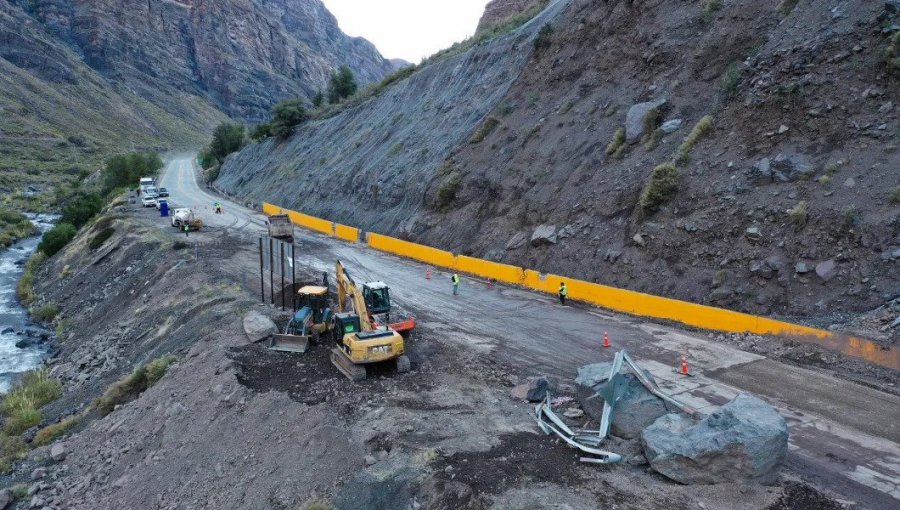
[262,203,897,369]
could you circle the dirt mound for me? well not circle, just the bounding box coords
[766,482,845,510]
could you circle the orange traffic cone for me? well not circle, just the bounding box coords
[680,353,690,376]
[602,331,610,348]
[425,268,432,280]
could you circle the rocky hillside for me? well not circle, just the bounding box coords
[9,0,393,122]
[215,0,899,333]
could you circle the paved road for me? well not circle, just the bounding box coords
[160,158,900,508]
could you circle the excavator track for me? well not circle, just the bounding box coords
[330,348,367,381]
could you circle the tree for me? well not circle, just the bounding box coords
[208,123,246,162]
[270,99,309,138]
[327,66,357,104]
[101,152,163,194]
[60,192,104,228]
[312,90,324,108]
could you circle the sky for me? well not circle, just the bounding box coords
[320,0,491,63]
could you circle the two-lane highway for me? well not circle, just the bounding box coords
[160,157,900,508]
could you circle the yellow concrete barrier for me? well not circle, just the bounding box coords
[454,255,525,284]
[367,233,456,268]
[260,202,897,369]
[334,223,360,243]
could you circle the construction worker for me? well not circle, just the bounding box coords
[451,273,460,296]
[214,202,222,214]
[183,223,189,237]
[559,281,568,305]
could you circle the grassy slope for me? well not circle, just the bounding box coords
[0,3,227,210]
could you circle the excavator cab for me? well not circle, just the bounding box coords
[297,286,330,324]
[362,282,391,316]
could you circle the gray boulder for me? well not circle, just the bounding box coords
[625,99,666,143]
[505,232,528,250]
[642,394,789,484]
[50,443,67,462]
[526,376,554,402]
[243,311,277,343]
[660,119,683,133]
[815,259,837,282]
[0,489,10,509]
[530,224,558,247]
[575,363,672,438]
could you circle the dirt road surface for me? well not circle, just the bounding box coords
[160,157,900,509]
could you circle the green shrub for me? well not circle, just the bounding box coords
[605,128,626,156]
[469,117,500,144]
[2,370,62,414]
[32,302,58,323]
[720,63,741,97]
[640,163,679,212]
[534,23,554,50]
[60,192,103,228]
[521,124,541,146]
[704,0,723,15]
[33,416,80,446]
[16,252,46,304]
[94,356,177,416]
[817,174,831,185]
[676,115,714,164]
[270,100,309,138]
[207,123,246,162]
[38,223,76,257]
[4,408,41,435]
[644,129,663,151]
[890,186,900,204]
[436,175,461,209]
[89,227,115,250]
[779,0,799,16]
[842,205,859,229]
[787,201,808,227]
[145,356,178,386]
[0,434,27,463]
[249,123,273,142]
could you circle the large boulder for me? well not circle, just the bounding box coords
[625,98,666,143]
[243,311,277,343]
[575,363,672,438]
[642,394,788,484]
[526,376,554,402]
[530,224,558,247]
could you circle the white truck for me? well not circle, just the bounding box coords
[139,177,155,196]
[171,208,203,231]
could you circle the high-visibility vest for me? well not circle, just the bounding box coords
[452,275,460,284]
[559,284,568,296]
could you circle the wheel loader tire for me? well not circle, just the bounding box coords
[396,355,411,374]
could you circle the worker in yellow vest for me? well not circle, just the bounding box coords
[451,273,460,296]
[559,281,568,305]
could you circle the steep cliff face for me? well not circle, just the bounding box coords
[477,0,546,31]
[216,0,899,326]
[13,0,393,121]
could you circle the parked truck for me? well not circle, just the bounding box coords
[266,214,294,242]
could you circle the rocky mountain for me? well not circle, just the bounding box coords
[477,0,547,31]
[8,0,393,122]
[216,0,899,333]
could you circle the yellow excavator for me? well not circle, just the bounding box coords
[330,260,410,381]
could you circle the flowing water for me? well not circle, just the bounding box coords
[0,214,57,393]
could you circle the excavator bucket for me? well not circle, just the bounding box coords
[268,334,310,353]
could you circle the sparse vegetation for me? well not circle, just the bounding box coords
[38,223,76,257]
[0,210,35,247]
[33,415,81,446]
[890,186,900,204]
[720,63,741,97]
[0,435,27,474]
[302,500,333,510]
[16,252,46,304]
[817,174,831,185]
[534,24,554,51]
[94,356,177,416]
[788,200,808,228]
[676,115,714,164]
[604,105,618,117]
[89,227,115,250]
[779,0,800,16]
[173,240,190,250]
[704,0,723,17]
[436,175,462,209]
[605,128,626,156]
[4,408,41,435]
[644,128,663,151]
[32,302,58,323]
[640,163,679,212]
[885,32,900,77]
[0,370,63,469]
[389,143,404,156]
[199,123,245,169]
[470,117,501,144]
[842,205,859,229]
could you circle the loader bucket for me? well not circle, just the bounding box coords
[268,334,310,353]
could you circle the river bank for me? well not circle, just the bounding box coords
[0,214,57,393]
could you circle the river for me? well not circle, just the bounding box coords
[0,214,57,393]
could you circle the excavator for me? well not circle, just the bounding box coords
[331,260,410,381]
